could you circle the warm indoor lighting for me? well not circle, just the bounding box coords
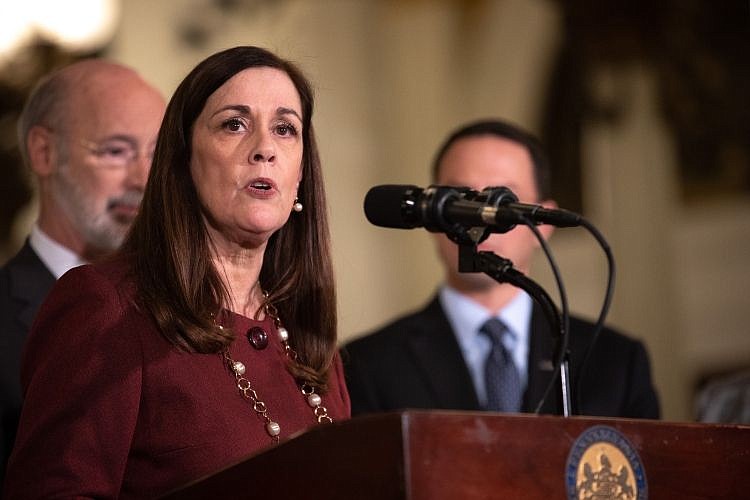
[0,0,119,67]
[0,4,34,64]
[35,0,120,51]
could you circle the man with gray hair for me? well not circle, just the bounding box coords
[0,59,165,481]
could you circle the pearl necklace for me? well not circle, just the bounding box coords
[218,301,332,443]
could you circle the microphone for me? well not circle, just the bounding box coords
[364,184,581,233]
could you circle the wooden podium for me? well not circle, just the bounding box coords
[162,411,750,499]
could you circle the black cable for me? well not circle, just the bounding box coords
[520,218,571,415]
[573,217,616,413]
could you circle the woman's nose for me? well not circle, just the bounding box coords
[252,150,276,163]
[249,131,276,164]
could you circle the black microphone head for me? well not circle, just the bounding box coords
[364,184,423,229]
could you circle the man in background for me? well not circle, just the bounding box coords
[343,119,660,419]
[0,59,165,481]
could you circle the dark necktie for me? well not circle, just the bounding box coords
[480,318,522,412]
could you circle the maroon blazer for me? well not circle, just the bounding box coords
[3,262,350,499]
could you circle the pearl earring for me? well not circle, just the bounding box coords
[293,198,303,212]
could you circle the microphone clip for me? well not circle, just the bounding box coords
[438,186,519,246]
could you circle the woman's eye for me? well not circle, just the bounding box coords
[222,118,245,132]
[276,123,298,136]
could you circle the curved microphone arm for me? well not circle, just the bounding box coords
[517,215,573,416]
[467,249,572,416]
[473,251,561,338]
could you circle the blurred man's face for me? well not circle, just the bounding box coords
[433,134,552,293]
[51,69,165,252]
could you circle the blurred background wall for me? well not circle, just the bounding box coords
[1,0,748,422]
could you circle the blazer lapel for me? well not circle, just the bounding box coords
[523,304,560,414]
[405,297,481,410]
[7,242,57,330]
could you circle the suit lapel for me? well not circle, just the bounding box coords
[7,242,56,330]
[405,297,481,410]
[524,304,560,414]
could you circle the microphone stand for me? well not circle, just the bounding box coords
[457,242,572,417]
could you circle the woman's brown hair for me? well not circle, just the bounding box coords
[121,46,336,390]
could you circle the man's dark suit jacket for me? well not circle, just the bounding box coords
[0,241,56,483]
[342,295,660,419]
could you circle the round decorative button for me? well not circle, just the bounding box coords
[247,327,269,350]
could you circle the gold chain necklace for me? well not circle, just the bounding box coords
[218,299,332,443]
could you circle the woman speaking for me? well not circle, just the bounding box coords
[4,46,350,498]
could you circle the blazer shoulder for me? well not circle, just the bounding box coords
[567,315,648,352]
[55,259,134,297]
[343,297,443,355]
[1,241,44,271]
[0,242,55,292]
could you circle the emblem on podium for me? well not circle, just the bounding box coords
[565,425,647,500]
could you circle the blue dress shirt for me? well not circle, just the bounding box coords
[439,286,531,407]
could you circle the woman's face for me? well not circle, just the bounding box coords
[190,67,303,248]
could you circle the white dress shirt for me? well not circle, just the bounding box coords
[28,225,87,279]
